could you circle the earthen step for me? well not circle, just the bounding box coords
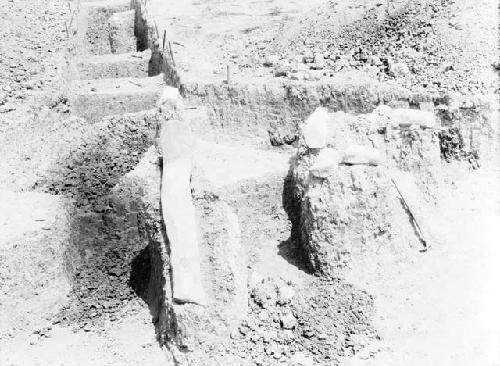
[70,74,164,122]
[191,138,291,192]
[79,0,134,55]
[75,50,151,79]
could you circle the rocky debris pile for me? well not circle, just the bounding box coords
[435,95,498,167]
[245,0,496,96]
[167,275,377,366]
[290,106,439,275]
[228,276,377,365]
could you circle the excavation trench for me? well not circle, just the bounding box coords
[33,0,497,363]
[36,0,171,333]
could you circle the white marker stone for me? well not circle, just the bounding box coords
[342,145,382,166]
[302,107,329,149]
[159,120,206,305]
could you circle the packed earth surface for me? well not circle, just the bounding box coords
[0,0,499,365]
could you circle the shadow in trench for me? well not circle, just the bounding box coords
[277,155,313,275]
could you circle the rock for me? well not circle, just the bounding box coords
[277,285,295,305]
[274,61,290,77]
[388,60,410,77]
[311,53,326,70]
[389,108,435,129]
[252,281,277,308]
[290,352,314,366]
[309,148,340,178]
[368,55,382,66]
[302,52,314,63]
[342,145,382,166]
[156,86,184,115]
[374,104,392,116]
[334,57,350,71]
[280,311,297,330]
[301,107,329,149]
[159,120,206,305]
[263,54,279,67]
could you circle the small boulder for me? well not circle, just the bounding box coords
[311,53,326,70]
[309,148,340,178]
[157,86,184,114]
[263,54,279,67]
[302,52,314,64]
[280,311,297,330]
[274,61,290,77]
[301,107,329,149]
[252,281,277,309]
[290,352,314,366]
[342,145,381,166]
[388,60,410,77]
[277,285,296,305]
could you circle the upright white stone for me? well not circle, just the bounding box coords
[301,107,329,149]
[159,120,206,305]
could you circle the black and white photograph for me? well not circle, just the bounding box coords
[0,0,498,364]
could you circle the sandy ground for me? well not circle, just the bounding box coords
[344,160,500,366]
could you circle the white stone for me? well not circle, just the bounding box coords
[159,120,205,306]
[388,60,410,77]
[290,352,314,366]
[313,53,326,69]
[263,54,279,67]
[157,86,184,114]
[280,312,297,330]
[390,108,435,129]
[309,148,340,178]
[301,107,329,149]
[342,145,382,166]
[277,285,296,305]
[374,104,392,116]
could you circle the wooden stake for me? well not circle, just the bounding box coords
[389,176,430,251]
[226,65,230,85]
[154,22,160,38]
[168,41,175,67]
[162,29,166,51]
